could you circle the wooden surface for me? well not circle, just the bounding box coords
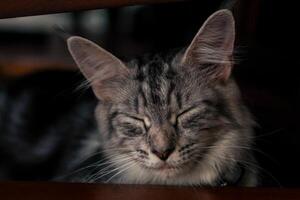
[0,182,299,200]
[0,0,185,19]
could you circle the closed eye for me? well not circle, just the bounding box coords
[119,112,145,123]
[177,106,221,131]
[177,99,215,118]
[113,113,149,136]
[169,107,196,125]
[176,106,202,124]
[119,122,144,137]
[177,106,199,118]
[120,113,151,130]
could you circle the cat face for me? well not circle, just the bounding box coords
[67,10,255,185]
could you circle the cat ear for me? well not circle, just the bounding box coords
[67,36,130,102]
[181,9,235,82]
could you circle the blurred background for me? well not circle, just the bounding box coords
[0,0,300,186]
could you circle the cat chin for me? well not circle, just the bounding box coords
[115,160,220,186]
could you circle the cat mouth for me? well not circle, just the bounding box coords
[133,158,184,173]
[153,164,177,170]
[139,163,179,172]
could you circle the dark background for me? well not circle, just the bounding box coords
[0,0,299,186]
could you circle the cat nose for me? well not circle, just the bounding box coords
[151,147,175,161]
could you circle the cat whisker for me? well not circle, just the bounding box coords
[251,128,284,140]
[105,161,137,183]
[73,147,132,168]
[85,158,131,180]
[202,144,277,165]
[59,153,133,180]
[85,152,135,182]
[91,160,135,183]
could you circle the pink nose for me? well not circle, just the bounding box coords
[151,147,175,161]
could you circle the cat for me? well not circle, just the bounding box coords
[66,9,258,186]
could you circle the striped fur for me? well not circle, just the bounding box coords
[67,9,258,186]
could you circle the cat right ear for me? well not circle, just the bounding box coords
[67,36,130,102]
[181,9,235,82]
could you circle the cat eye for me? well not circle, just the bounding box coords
[169,106,198,126]
[119,122,144,137]
[176,106,219,131]
[113,114,147,137]
[177,106,199,119]
[176,106,200,122]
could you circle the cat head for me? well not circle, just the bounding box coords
[67,9,254,185]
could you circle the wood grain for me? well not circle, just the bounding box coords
[0,0,185,19]
[0,182,299,200]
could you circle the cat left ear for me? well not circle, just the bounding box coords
[67,36,130,102]
[181,9,235,82]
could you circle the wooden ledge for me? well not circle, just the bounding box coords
[0,0,185,19]
[0,181,299,200]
